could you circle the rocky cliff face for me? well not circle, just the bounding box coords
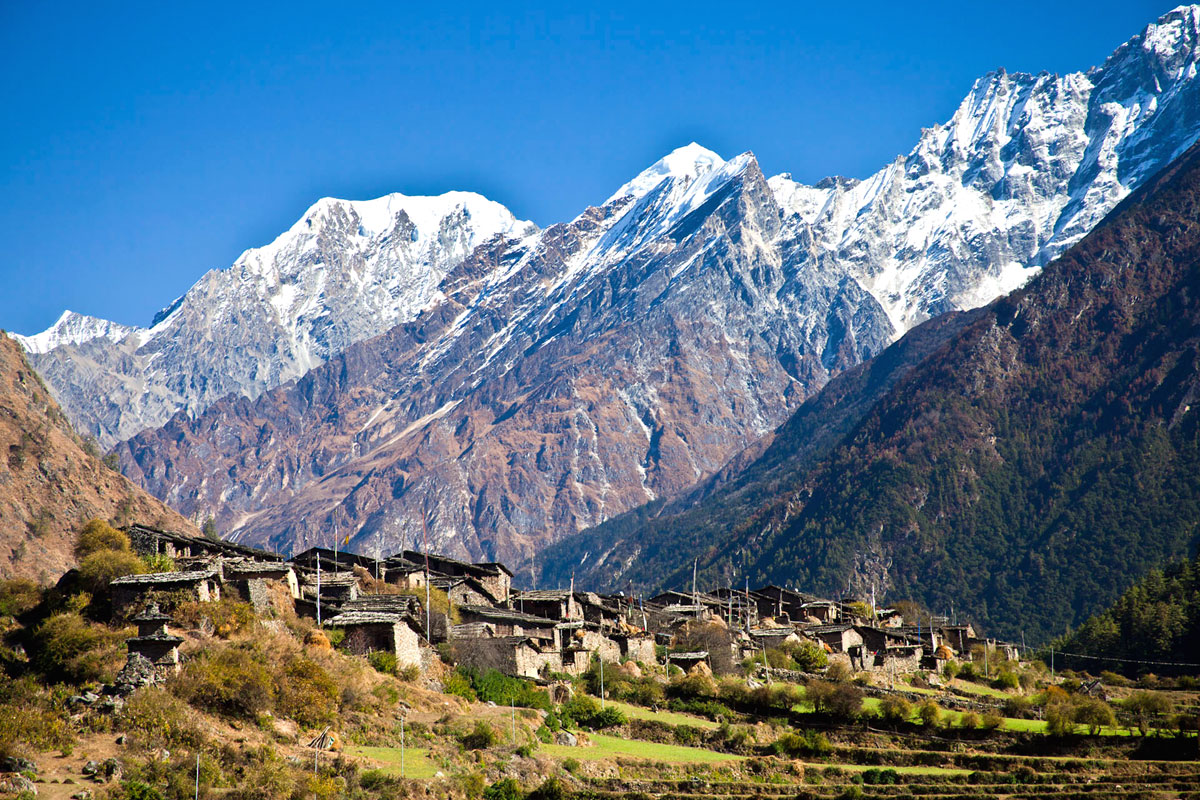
[29,7,1200,567]
[0,334,199,581]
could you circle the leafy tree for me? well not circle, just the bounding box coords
[878,695,911,725]
[1123,691,1174,735]
[1045,701,1076,736]
[74,518,128,560]
[1072,697,1116,735]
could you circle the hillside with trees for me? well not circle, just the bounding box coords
[541,140,1200,646]
[1056,554,1200,676]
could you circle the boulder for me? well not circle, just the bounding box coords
[0,757,37,774]
[553,731,578,747]
[0,774,37,796]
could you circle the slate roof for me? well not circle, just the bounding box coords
[111,569,217,586]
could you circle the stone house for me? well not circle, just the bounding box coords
[223,559,299,613]
[453,636,560,680]
[511,589,580,621]
[456,605,559,647]
[612,632,657,664]
[398,550,512,603]
[110,569,221,615]
[750,585,815,622]
[806,624,863,654]
[325,611,422,670]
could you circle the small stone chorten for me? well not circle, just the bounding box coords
[125,602,184,677]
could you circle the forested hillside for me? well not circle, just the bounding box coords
[542,140,1200,645]
[1056,554,1200,676]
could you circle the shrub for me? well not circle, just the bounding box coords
[916,700,940,727]
[466,668,551,710]
[787,640,829,671]
[1002,696,1033,718]
[74,519,129,560]
[172,645,274,719]
[825,661,851,682]
[367,651,397,675]
[1072,697,1116,735]
[31,612,125,684]
[482,778,522,800]
[174,598,255,637]
[119,688,205,749]
[878,695,911,724]
[0,579,42,618]
[443,670,477,701]
[772,729,831,758]
[993,671,1020,691]
[805,679,834,713]
[78,549,146,595]
[670,670,717,698]
[527,777,567,800]
[862,768,899,785]
[562,694,625,729]
[981,711,1004,730]
[461,720,499,750]
[959,711,981,729]
[943,661,960,680]
[275,658,339,727]
[1123,690,1173,735]
[120,781,165,800]
[1100,670,1133,688]
[1045,701,1076,736]
[831,683,864,719]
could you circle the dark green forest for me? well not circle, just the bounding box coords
[1056,553,1200,675]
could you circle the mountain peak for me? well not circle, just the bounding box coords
[606,142,726,204]
[13,310,135,355]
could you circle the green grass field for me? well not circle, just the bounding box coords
[607,699,721,730]
[345,744,439,779]
[541,733,744,764]
[949,678,1012,698]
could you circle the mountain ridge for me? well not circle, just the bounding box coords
[540,135,1200,643]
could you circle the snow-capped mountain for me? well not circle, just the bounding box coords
[14,311,136,355]
[118,145,892,561]
[22,6,1200,562]
[20,192,535,446]
[772,3,1200,332]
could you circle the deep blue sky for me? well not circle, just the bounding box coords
[1,1,1165,335]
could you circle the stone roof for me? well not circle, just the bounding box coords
[128,524,282,561]
[326,611,409,626]
[514,590,573,601]
[127,632,184,645]
[111,569,216,586]
[459,605,557,626]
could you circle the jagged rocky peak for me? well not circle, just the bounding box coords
[606,142,727,203]
[13,310,136,355]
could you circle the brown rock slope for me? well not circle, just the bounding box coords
[0,333,198,581]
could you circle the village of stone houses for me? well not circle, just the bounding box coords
[2,518,1198,800]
